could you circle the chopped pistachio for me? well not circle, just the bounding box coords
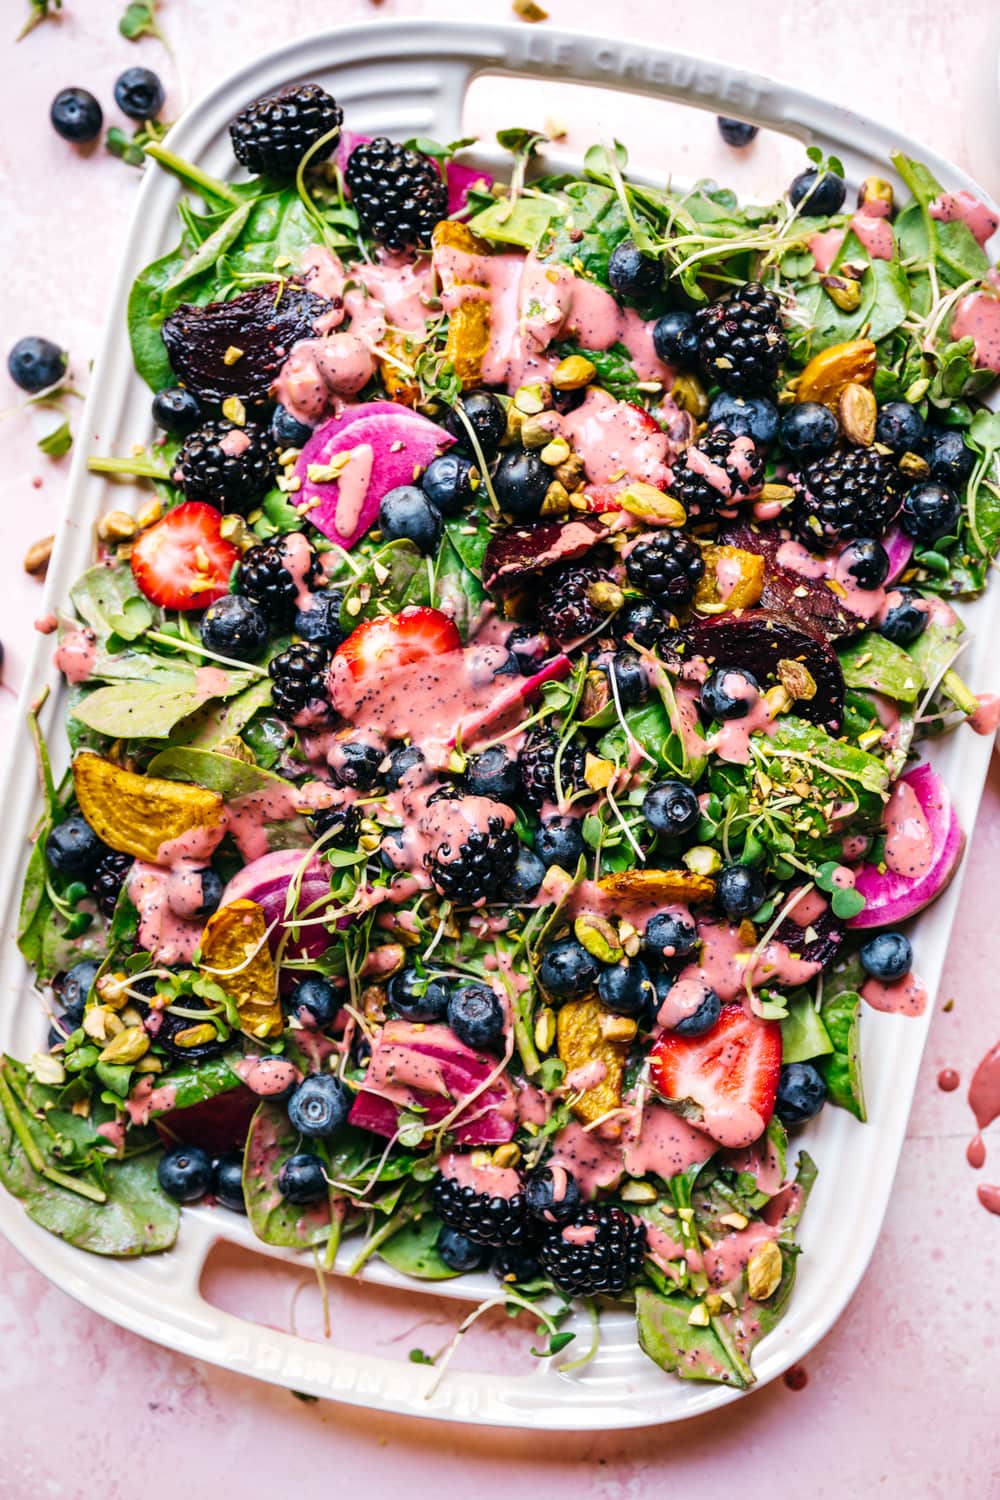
[492,1143,521,1169]
[221,395,247,426]
[574,912,624,964]
[534,1005,556,1053]
[683,845,722,876]
[222,345,244,366]
[552,354,596,390]
[540,436,572,467]
[618,483,686,526]
[687,1302,710,1327]
[97,509,137,543]
[173,1023,219,1050]
[98,1025,151,1065]
[620,1179,658,1203]
[746,1239,783,1300]
[718,1211,749,1230]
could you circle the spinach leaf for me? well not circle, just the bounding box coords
[820,989,866,1121]
[838,632,924,705]
[17,840,52,970]
[635,1286,754,1389]
[173,676,276,748]
[377,1210,460,1280]
[337,539,431,629]
[467,194,562,250]
[541,182,631,284]
[71,668,256,740]
[147,746,295,801]
[243,1101,334,1250]
[780,992,833,1064]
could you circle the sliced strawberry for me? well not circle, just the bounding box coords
[648,1005,782,1149]
[335,606,461,682]
[130,501,239,611]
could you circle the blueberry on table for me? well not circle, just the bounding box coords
[114,66,165,121]
[708,393,780,447]
[672,985,722,1037]
[774,1062,828,1126]
[597,959,656,1017]
[8,336,67,393]
[922,427,974,487]
[152,386,202,436]
[608,239,662,300]
[447,983,505,1051]
[788,166,846,215]
[716,862,766,918]
[200,594,269,662]
[287,1075,352,1138]
[839,538,890,590]
[652,309,699,368]
[645,910,698,961]
[642,780,701,838]
[524,1166,582,1225]
[493,450,551,519]
[289,975,339,1028]
[158,1145,213,1203]
[212,1151,247,1214]
[465,746,522,803]
[860,931,913,981]
[899,481,961,542]
[271,403,314,448]
[874,401,926,455]
[445,390,506,457]
[387,967,450,1023]
[437,1224,489,1272]
[538,937,600,999]
[50,87,103,143]
[45,815,103,878]
[422,452,479,516]
[779,401,838,460]
[500,846,547,903]
[879,586,928,646]
[278,1152,329,1205]
[717,116,759,147]
[534,815,585,869]
[378,485,443,554]
[700,667,759,721]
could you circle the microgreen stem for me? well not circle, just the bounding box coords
[143,143,241,207]
[345,1201,420,1275]
[144,630,270,679]
[557,1297,601,1376]
[87,455,172,482]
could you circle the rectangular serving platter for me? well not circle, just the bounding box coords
[0,17,998,1428]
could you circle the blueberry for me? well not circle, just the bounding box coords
[492,1243,542,1282]
[289,975,338,1027]
[507,625,554,675]
[158,1145,212,1202]
[708,393,779,447]
[788,167,846,216]
[643,781,701,838]
[597,959,656,1017]
[608,648,649,707]
[422,452,479,516]
[538,938,600,998]
[201,594,269,662]
[716,863,766,918]
[875,401,925,455]
[673,985,721,1037]
[445,391,506,457]
[8,337,67,394]
[700,667,759,721]
[287,1075,351,1138]
[378,485,443,554]
[859,930,912,981]
[524,1165,581,1224]
[383,744,426,791]
[465,746,521,802]
[152,386,202,436]
[278,1152,328,1204]
[447,982,505,1051]
[48,995,85,1050]
[59,959,101,1011]
[50,87,103,143]
[493,450,550,519]
[114,66,165,120]
[774,1062,828,1125]
[534,815,584,869]
[839,538,889,590]
[923,427,974,487]
[45,815,103,878]
[500,846,547,902]
[311,803,360,850]
[614,598,663,649]
[717,117,759,147]
[608,239,662,300]
[899,480,961,541]
[879,585,928,646]
[380,827,406,871]
[779,402,838,460]
[194,868,223,917]
[295,589,345,649]
[438,1224,489,1272]
[652,309,699,368]
[387,967,450,1022]
[333,740,381,790]
[644,911,698,961]
[212,1151,246,1213]
[271,404,314,448]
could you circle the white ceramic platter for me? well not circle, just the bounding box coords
[1,18,998,1429]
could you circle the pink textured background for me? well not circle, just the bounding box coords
[2,2,1000,1494]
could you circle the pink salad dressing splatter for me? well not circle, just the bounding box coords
[977,1185,1000,1217]
[849,212,894,260]
[966,1040,1000,1173]
[929,191,999,247]
[951,289,1000,374]
[232,1056,302,1096]
[883,778,934,879]
[860,973,928,1016]
[677,918,823,1004]
[807,228,846,274]
[53,627,97,683]
[439,1151,521,1198]
[969,693,1000,735]
[35,614,58,635]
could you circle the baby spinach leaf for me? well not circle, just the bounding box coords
[555,340,643,403]
[173,675,276,748]
[338,539,430,628]
[38,420,73,458]
[542,182,631,285]
[377,1210,460,1279]
[635,1286,754,1389]
[129,246,189,390]
[72,667,256,740]
[820,990,866,1121]
[16,840,52,970]
[243,1101,333,1250]
[147,745,294,801]
[838,633,924,705]
[162,201,254,296]
[780,992,833,1064]
[26,1152,178,1257]
[467,195,561,250]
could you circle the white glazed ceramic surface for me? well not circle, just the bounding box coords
[1,18,998,1429]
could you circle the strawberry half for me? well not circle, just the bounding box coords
[648,1005,781,1149]
[335,606,461,682]
[130,501,239,611]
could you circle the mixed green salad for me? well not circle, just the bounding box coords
[6,80,1000,1393]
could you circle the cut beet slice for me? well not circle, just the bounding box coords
[773,905,843,969]
[687,611,846,729]
[849,761,965,929]
[161,282,330,402]
[221,850,338,961]
[154,1085,258,1155]
[482,517,607,592]
[720,522,864,644]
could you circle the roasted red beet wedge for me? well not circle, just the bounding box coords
[720,522,865,644]
[161,281,330,401]
[686,611,846,730]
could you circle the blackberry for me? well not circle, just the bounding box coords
[230,83,343,179]
[174,419,275,511]
[625,531,704,606]
[432,1173,531,1248]
[424,813,519,904]
[671,427,765,515]
[537,563,615,643]
[793,448,901,546]
[538,1204,648,1297]
[346,137,448,252]
[696,281,788,395]
[90,850,132,918]
[238,537,318,623]
[517,727,587,810]
[310,803,361,849]
[268,641,330,722]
